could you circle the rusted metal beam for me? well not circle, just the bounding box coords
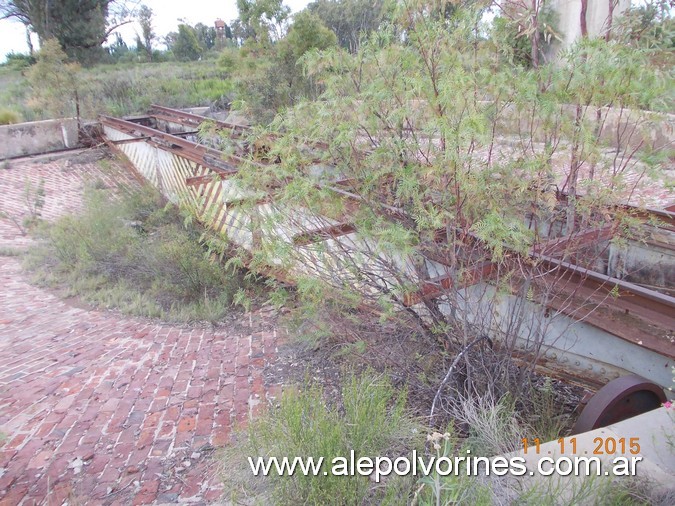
[292,223,357,247]
[632,207,675,231]
[225,195,274,208]
[557,192,675,231]
[536,226,615,256]
[150,104,336,154]
[172,130,200,137]
[150,104,251,134]
[111,136,151,145]
[403,261,495,306]
[540,272,675,359]
[186,174,221,187]
[100,115,249,176]
[535,252,675,318]
[534,253,675,359]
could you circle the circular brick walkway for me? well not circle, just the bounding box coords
[0,152,282,505]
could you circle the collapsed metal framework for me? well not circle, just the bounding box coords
[101,106,675,390]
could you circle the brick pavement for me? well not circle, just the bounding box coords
[0,151,283,504]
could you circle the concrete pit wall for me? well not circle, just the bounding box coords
[608,230,675,292]
[0,118,79,160]
[438,282,674,391]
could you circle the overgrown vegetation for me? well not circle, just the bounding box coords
[24,180,245,323]
[0,108,19,124]
[226,0,671,413]
[212,1,672,502]
[223,371,422,505]
[0,57,233,122]
[1,1,672,504]
[0,177,45,235]
[225,370,669,505]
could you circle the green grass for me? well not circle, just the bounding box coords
[222,370,423,505]
[79,61,233,118]
[0,68,28,121]
[0,60,233,121]
[0,246,24,257]
[24,180,245,323]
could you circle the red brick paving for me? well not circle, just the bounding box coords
[0,152,283,504]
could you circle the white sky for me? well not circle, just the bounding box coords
[0,0,310,62]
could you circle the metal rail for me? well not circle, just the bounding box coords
[150,104,251,134]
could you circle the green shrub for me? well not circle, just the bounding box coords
[0,247,23,257]
[218,47,239,72]
[25,183,244,322]
[2,52,35,71]
[0,109,19,125]
[223,371,422,505]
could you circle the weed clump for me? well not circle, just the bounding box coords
[222,371,422,505]
[25,183,244,322]
[0,109,19,125]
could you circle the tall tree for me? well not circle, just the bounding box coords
[108,31,129,61]
[0,0,136,63]
[137,4,154,61]
[171,24,203,61]
[194,22,217,51]
[236,0,290,43]
[307,0,389,52]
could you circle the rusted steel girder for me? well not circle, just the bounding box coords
[535,226,615,256]
[150,104,335,154]
[150,104,251,135]
[100,115,241,175]
[111,136,151,145]
[403,261,496,307]
[186,174,222,187]
[535,252,675,359]
[292,223,357,247]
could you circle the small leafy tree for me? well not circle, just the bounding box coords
[233,10,338,122]
[219,2,670,407]
[282,11,337,60]
[26,39,82,123]
[172,24,203,61]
